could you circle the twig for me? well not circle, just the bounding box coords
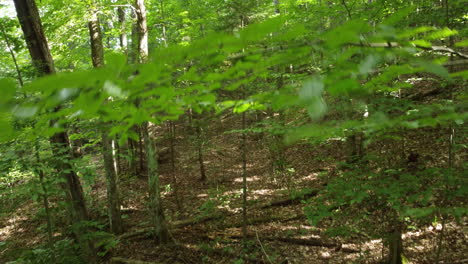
[255,229,274,264]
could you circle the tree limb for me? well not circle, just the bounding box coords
[353,42,468,59]
[111,257,159,264]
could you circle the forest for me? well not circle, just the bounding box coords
[0,0,466,263]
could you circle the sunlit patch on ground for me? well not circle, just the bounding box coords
[233,175,261,183]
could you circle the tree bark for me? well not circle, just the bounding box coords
[196,125,206,182]
[88,8,104,68]
[168,121,182,211]
[142,122,171,244]
[87,4,123,234]
[388,222,403,264]
[134,0,148,63]
[50,132,97,263]
[102,131,124,234]
[133,0,171,244]
[118,7,128,51]
[273,0,280,14]
[241,110,248,250]
[13,0,97,262]
[13,0,54,75]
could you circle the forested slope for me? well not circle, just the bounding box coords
[0,0,466,263]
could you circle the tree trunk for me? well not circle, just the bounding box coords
[88,8,104,68]
[118,7,128,51]
[134,0,148,63]
[12,0,54,75]
[129,10,138,64]
[168,121,182,211]
[102,131,124,234]
[241,109,248,250]
[273,0,280,14]
[87,4,123,234]
[138,125,145,173]
[196,125,207,182]
[388,222,403,264]
[13,0,97,262]
[134,0,171,244]
[50,132,97,263]
[34,142,54,261]
[142,122,171,244]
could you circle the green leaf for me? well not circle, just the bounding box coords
[455,39,468,47]
[0,78,16,107]
[233,101,251,113]
[426,28,458,40]
[0,113,14,142]
[417,61,449,79]
[411,40,432,48]
[359,55,379,75]
[299,78,324,100]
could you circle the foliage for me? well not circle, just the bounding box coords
[0,0,467,262]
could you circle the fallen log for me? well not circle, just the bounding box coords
[229,235,359,254]
[258,187,322,209]
[196,246,270,264]
[221,214,304,229]
[272,237,359,253]
[119,213,224,240]
[119,188,323,241]
[111,257,159,264]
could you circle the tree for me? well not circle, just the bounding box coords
[133,0,172,244]
[1,0,466,263]
[12,0,97,262]
[87,0,123,235]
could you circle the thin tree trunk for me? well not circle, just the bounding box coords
[196,125,206,182]
[88,4,123,234]
[112,139,119,176]
[118,7,128,51]
[138,125,145,173]
[273,0,280,14]
[160,0,168,47]
[0,23,24,86]
[13,0,97,262]
[129,10,138,64]
[168,121,181,211]
[142,122,171,244]
[102,131,124,234]
[241,109,248,251]
[35,141,54,260]
[88,8,104,68]
[134,0,171,244]
[134,0,148,63]
[50,132,97,263]
[388,220,403,264]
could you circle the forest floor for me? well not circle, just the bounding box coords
[106,112,466,264]
[1,80,467,263]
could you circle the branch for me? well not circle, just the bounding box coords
[354,42,468,59]
[111,257,159,264]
